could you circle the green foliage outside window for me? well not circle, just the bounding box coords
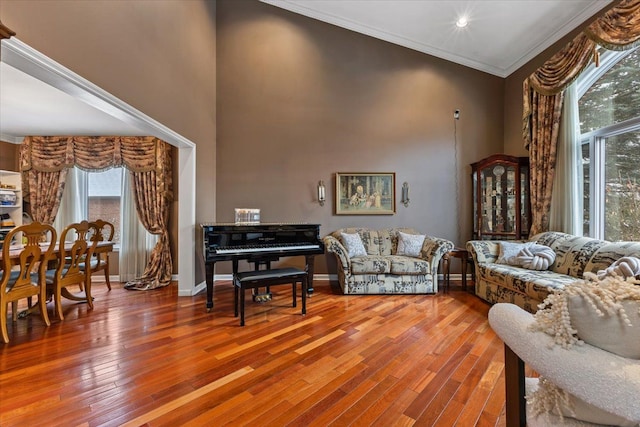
[579,49,640,241]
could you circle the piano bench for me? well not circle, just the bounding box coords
[233,267,308,326]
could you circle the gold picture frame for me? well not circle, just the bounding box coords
[335,172,396,215]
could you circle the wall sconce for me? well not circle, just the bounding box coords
[318,180,326,206]
[401,182,410,207]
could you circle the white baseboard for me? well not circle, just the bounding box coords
[106,273,471,297]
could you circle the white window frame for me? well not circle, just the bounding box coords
[578,47,640,240]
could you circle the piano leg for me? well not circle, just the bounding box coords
[305,255,316,296]
[206,261,215,312]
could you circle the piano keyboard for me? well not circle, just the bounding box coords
[213,243,321,254]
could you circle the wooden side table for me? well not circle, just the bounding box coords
[442,247,472,292]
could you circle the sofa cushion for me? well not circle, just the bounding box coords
[351,256,390,274]
[533,234,606,276]
[388,255,429,275]
[526,376,637,427]
[376,229,395,256]
[396,231,425,257]
[380,228,420,256]
[478,263,581,301]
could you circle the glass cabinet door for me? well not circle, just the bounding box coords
[471,155,530,240]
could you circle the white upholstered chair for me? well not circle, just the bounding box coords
[488,303,640,426]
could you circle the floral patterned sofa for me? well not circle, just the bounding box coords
[324,227,454,295]
[467,231,640,313]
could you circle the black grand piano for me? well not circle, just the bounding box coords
[201,223,324,311]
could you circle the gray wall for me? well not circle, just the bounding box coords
[216,0,504,273]
[1,0,217,280]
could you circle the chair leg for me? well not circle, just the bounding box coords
[11,301,18,322]
[302,277,307,315]
[85,276,94,310]
[1,303,9,343]
[292,281,297,308]
[38,290,51,327]
[54,287,64,320]
[240,286,246,326]
[234,280,239,317]
[104,266,111,291]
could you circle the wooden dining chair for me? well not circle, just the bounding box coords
[1,222,56,343]
[45,220,98,320]
[83,219,115,290]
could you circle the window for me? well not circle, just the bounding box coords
[54,168,123,245]
[88,168,123,243]
[578,47,640,241]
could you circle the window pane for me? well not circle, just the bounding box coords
[579,49,640,133]
[88,168,122,243]
[603,132,640,241]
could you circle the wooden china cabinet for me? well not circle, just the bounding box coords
[471,154,531,240]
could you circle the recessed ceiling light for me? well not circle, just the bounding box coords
[456,16,468,28]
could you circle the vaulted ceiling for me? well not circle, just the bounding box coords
[0,1,611,141]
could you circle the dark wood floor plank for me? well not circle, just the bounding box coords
[0,280,511,426]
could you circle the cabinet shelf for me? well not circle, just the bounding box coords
[471,155,531,241]
[0,170,23,233]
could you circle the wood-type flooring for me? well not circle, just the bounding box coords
[1,279,512,426]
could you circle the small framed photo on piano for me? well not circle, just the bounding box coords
[335,172,396,215]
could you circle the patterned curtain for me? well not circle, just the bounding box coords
[523,0,640,236]
[19,136,174,290]
[124,143,173,290]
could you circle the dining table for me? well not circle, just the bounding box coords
[0,241,114,269]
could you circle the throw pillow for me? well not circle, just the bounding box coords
[530,273,640,358]
[567,295,640,359]
[597,256,640,280]
[340,232,367,258]
[517,244,556,271]
[396,231,425,257]
[526,376,637,426]
[496,241,532,266]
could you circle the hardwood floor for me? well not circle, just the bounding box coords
[0,279,511,426]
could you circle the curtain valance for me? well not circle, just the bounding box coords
[524,0,640,149]
[527,33,595,97]
[585,0,640,50]
[20,136,162,173]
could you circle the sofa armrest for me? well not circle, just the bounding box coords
[466,240,500,265]
[323,235,351,273]
[421,236,455,277]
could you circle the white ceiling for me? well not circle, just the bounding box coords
[0,0,611,142]
[0,62,144,142]
[261,0,610,77]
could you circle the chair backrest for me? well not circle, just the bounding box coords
[89,219,115,243]
[0,222,56,295]
[55,221,98,286]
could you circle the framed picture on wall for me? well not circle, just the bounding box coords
[335,172,396,215]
